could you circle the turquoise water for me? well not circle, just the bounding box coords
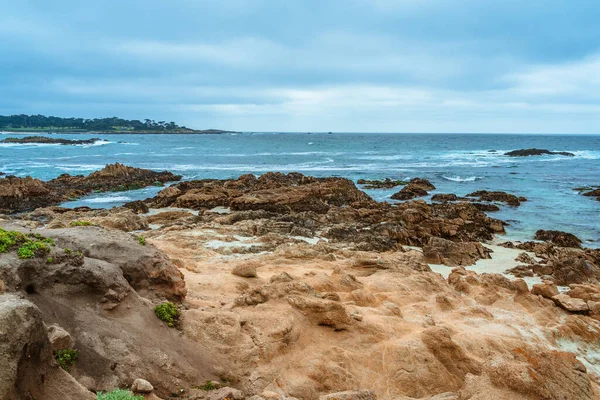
[1,132,599,246]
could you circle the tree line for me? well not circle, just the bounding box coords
[0,114,192,131]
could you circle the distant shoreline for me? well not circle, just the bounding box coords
[0,129,238,135]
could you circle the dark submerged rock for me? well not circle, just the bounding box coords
[1,136,101,145]
[505,148,575,157]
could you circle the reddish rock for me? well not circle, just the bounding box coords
[534,229,582,248]
[466,190,524,206]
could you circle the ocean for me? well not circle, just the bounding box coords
[2,132,599,247]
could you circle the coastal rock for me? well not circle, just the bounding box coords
[0,176,64,213]
[47,323,75,352]
[552,294,589,312]
[356,178,407,189]
[531,282,559,299]
[423,236,491,266]
[431,193,458,202]
[24,207,148,232]
[534,229,582,248]
[232,262,258,278]
[287,295,353,330]
[390,178,435,201]
[0,294,95,400]
[131,378,154,393]
[48,162,181,198]
[466,190,525,206]
[504,148,575,157]
[151,172,373,213]
[488,348,594,399]
[1,136,101,145]
[319,390,376,400]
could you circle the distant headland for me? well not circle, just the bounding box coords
[0,114,236,134]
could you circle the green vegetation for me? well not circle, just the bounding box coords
[138,236,146,246]
[0,228,52,259]
[96,389,144,400]
[0,114,191,132]
[64,248,72,254]
[154,302,180,327]
[47,256,54,264]
[69,220,93,227]
[195,381,217,391]
[54,349,78,371]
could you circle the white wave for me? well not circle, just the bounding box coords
[173,147,194,150]
[81,139,111,148]
[0,142,62,148]
[307,142,314,145]
[442,175,481,182]
[82,195,132,203]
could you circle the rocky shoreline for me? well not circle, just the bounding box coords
[1,165,600,399]
[1,136,102,145]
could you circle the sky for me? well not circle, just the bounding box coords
[1,0,599,133]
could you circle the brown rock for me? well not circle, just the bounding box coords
[231,263,258,278]
[552,293,589,312]
[534,229,582,248]
[319,390,376,400]
[488,348,594,399]
[466,190,524,206]
[288,295,353,330]
[531,282,559,299]
[47,323,74,352]
[0,176,63,213]
[423,237,492,266]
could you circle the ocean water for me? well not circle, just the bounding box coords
[1,132,599,247]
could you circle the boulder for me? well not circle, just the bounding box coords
[131,378,154,393]
[423,237,492,266]
[47,323,75,352]
[552,294,589,312]
[231,263,258,278]
[531,282,559,299]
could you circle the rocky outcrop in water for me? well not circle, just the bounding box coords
[390,178,436,200]
[0,163,182,214]
[149,172,373,213]
[0,176,63,213]
[534,229,583,248]
[356,178,408,189]
[505,148,575,157]
[1,136,101,145]
[466,190,526,206]
[48,162,181,199]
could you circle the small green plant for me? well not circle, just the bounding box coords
[64,248,72,254]
[154,302,180,327]
[69,220,93,227]
[96,389,144,400]
[17,241,50,259]
[195,381,216,391]
[0,229,26,253]
[47,256,54,264]
[138,235,146,246]
[54,349,78,371]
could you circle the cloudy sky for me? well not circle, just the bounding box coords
[1,0,599,133]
